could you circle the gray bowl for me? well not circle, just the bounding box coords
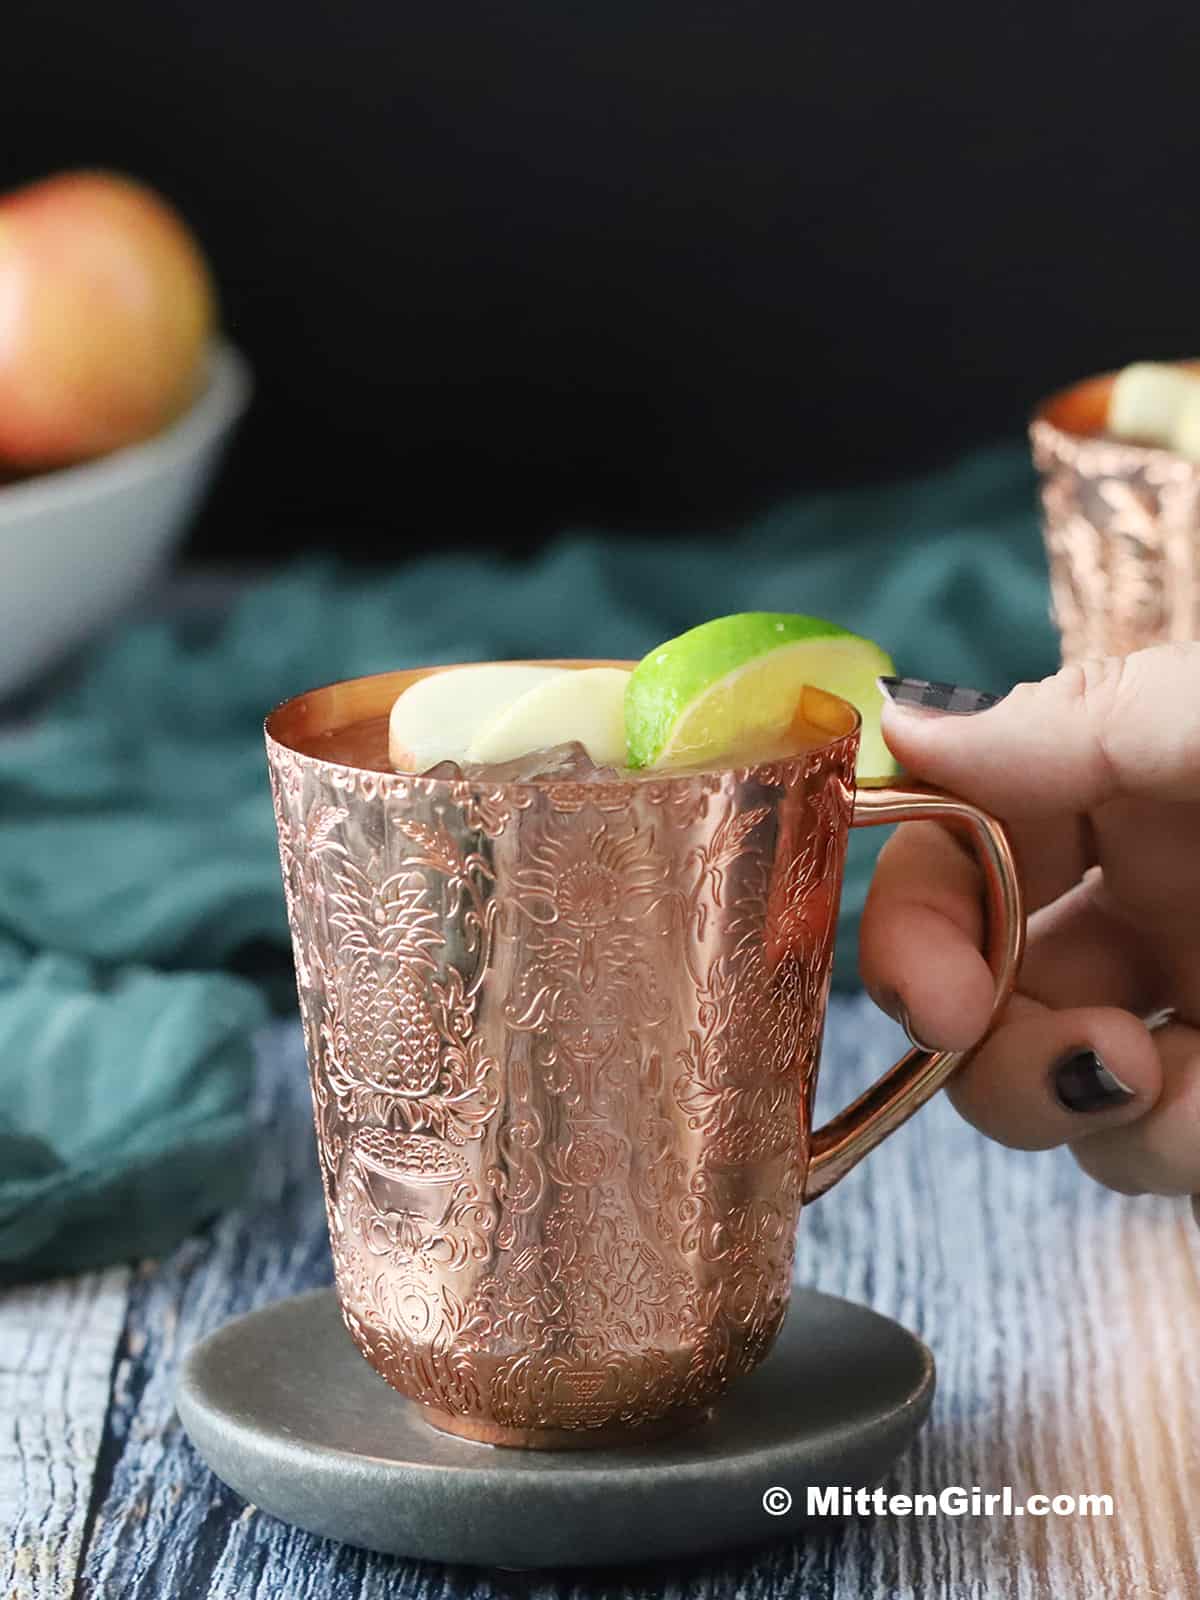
[0,339,251,700]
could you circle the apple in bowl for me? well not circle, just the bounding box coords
[0,170,216,467]
[0,170,247,701]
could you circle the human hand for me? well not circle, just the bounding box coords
[860,643,1200,1197]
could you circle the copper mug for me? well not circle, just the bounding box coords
[266,666,1023,1449]
[1031,364,1200,661]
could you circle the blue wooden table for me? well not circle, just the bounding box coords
[5,998,1199,1599]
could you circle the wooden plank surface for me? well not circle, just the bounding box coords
[0,1265,130,1600]
[10,1000,1200,1598]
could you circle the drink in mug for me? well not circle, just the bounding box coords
[266,662,1021,1448]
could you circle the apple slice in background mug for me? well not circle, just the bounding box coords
[1106,359,1200,463]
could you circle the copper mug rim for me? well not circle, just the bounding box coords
[1032,356,1200,457]
[263,659,863,789]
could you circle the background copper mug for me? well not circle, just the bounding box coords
[266,665,1023,1449]
[1031,364,1200,661]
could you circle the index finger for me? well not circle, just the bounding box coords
[881,643,1200,816]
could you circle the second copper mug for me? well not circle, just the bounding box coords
[1031,363,1200,660]
[266,665,1023,1449]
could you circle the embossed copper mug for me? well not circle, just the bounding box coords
[1031,364,1200,660]
[266,666,1023,1449]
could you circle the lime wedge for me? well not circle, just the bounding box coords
[624,612,897,778]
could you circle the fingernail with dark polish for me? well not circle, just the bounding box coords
[877,676,1002,717]
[1053,1050,1135,1113]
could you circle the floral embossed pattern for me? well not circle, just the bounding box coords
[266,717,856,1446]
[1031,418,1200,661]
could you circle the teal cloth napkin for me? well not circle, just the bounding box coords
[0,442,1059,1279]
[0,943,264,1282]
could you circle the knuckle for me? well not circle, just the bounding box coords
[1049,654,1126,715]
[995,677,1044,720]
[1046,655,1129,798]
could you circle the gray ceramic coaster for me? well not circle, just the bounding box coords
[177,1287,933,1568]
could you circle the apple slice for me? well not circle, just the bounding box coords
[1171,387,1200,464]
[466,667,632,766]
[388,664,569,770]
[1108,362,1200,445]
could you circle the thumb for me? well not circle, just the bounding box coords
[880,643,1200,817]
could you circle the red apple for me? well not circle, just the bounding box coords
[0,170,216,466]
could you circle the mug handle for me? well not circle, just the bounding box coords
[803,778,1025,1202]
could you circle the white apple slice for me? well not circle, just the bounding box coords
[388,664,569,770]
[1108,362,1199,444]
[466,667,632,767]
[1171,387,1200,464]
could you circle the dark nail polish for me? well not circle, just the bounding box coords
[877,675,1002,716]
[1053,1050,1135,1113]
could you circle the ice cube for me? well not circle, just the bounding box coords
[459,741,619,783]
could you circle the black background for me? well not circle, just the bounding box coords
[3,2,1198,559]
